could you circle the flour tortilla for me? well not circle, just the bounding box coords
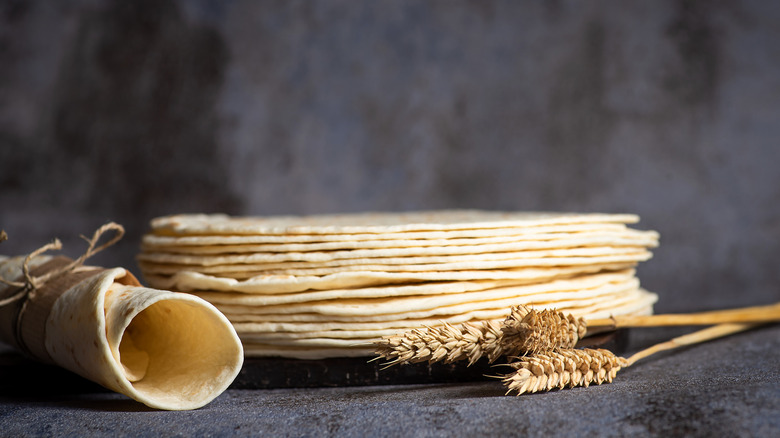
[189,279,539,306]
[241,344,375,359]
[143,263,636,293]
[234,291,657,342]
[142,223,633,246]
[149,211,640,236]
[137,251,651,277]
[0,256,243,410]
[188,269,636,305]
[220,285,649,323]
[209,273,639,317]
[137,243,653,266]
[142,229,658,254]
[230,288,656,334]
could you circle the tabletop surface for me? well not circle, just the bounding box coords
[1,324,779,437]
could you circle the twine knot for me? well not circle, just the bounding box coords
[0,222,125,307]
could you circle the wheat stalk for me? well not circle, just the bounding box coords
[587,302,780,329]
[373,305,585,366]
[501,322,760,395]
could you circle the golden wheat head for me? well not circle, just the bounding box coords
[501,305,587,354]
[501,348,627,395]
[373,319,506,367]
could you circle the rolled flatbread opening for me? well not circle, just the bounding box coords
[0,255,244,411]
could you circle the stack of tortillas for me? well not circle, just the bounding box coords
[138,210,660,360]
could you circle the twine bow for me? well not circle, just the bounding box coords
[0,222,125,307]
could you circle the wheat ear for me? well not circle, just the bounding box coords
[373,320,505,366]
[502,322,761,395]
[501,348,626,395]
[373,305,586,366]
[502,305,587,354]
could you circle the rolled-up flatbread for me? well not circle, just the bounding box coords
[0,255,243,410]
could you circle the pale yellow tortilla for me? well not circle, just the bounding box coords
[46,271,243,410]
[226,289,656,333]
[143,263,636,293]
[142,223,634,246]
[137,243,652,266]
[149,210,640,236]
[221,286,651,323]
[241,343,375,359]
[187,269,635,305]
[0,255,243,411]
[217,289,632,323]
[142,229,658,254]
[208,273,639,318]
[137,252,650,277]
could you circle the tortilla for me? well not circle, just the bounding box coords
[241,343,374,359]
[143,263,636,293]
[137,252,650,277]
[218,285,646,323]
[226,289,656,332]
[142,229,658,254]
[208,273,639,317]
[0,255,243,410]
[142,223,634,246]
[149,210,640,236]
[187,269,636,305]
[137,243,653,266]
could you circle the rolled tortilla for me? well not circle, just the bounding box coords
[0,255,244,410]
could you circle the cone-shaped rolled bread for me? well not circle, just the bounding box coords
[0,255,243,410]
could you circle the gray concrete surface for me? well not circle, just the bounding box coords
[1,324,779,437]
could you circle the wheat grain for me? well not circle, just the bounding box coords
[502,305,586,354]
[373,305,585,366]
[374,320,505,366]
[373,305,586,366]
[501,348,628,395]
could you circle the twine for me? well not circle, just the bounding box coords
[0,222,125,307]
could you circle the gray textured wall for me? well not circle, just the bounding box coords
[1,0,779,313]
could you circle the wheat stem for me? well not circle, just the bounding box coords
[623,322,758,366]
[586,302,780,329]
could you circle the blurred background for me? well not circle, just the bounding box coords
[1,0,778,313]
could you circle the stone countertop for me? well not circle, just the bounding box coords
[1,324,779,437]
